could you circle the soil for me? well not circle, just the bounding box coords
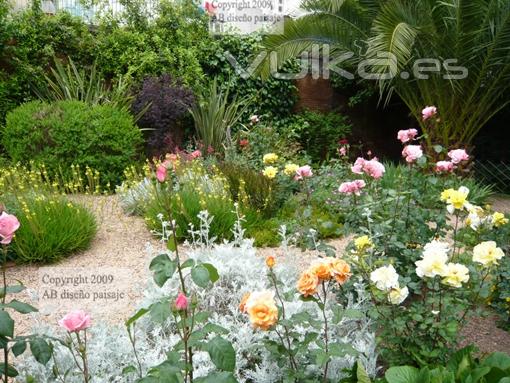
[7,194,510,354]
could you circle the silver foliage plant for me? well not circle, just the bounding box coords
[16,212,377,382]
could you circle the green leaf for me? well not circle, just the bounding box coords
[433,145,444,153]
[150,301,171,323]
[0,311,14,338]
[195,372,238,383]
[126,308,149,327]
[0,363,18,377]
[167,234,177,252]
[202,263,219,283]
[29,338,52,365]
[206,336,236,372]
[5,300,38,314]
[11,340,27,357]
[181,259,195,269]
[356,361,372,383]
[483,352,510,371]
[149,254,177,287]
[122,365,137,375]
[385,366,420,383]
[191,265,210,288]
[0,284,25,298]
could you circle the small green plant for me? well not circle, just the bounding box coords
[382,346,510,383]
[3,193,96,263]
[2,100,144,186]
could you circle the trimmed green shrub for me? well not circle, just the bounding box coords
[4,193,96,263]
[2,100,143,186]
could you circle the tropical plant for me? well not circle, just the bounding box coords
[261,0,510,148]
[190,78,252,154]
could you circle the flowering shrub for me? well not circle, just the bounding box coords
[17,214,377,382]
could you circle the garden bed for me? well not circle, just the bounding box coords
[8,194,510,356]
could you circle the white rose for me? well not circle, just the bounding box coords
[473,241,505,267]
[442,263,470,288]
[388,286,409,305]
[370,265,399,291]
[415,252,448,278]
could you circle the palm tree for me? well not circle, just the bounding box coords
[261,0,510,148]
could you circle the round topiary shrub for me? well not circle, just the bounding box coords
[2,100,143,186]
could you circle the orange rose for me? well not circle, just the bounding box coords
[266,255,276,268]
[330,259,352,285]
[297,270,319,296]
[239,292,251,313]
[245,291,278,330]
[310,259,332,281]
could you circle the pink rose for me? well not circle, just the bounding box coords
[351,157,365,174]
[435,161,454,173]
[447,149,469,164]
[190,150,202,159]
[156,164,167,182]
[363,158,385,179]
[402,145,423,163]
[339,146,347,156]
[422,106,437,121]
[397,129,418,143]
[295,165,313,180]
[175,292,188,311]
[338,180,366,196]
[0,212,20,245]
[58,310,91,332]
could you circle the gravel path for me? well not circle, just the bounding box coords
[7,194,510,355]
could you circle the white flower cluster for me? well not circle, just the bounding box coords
[18,236,378,382]
[415,240,469,288]
[370,265,409,305]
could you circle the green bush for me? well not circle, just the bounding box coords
[0,9,94,123]
[4,193,96,263]
[2,100,143,186]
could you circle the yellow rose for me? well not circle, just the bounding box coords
[310,260,332,281]
[245,291,278,330]
[297,270,319,296]
[440,188,454,202]
[492,212,509,227]
[354,235,373,252]
[263,153,279,165]
[473,241,505,267]
[283,163,299,176]
[441,186,470,212]
[262,166,278,179]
